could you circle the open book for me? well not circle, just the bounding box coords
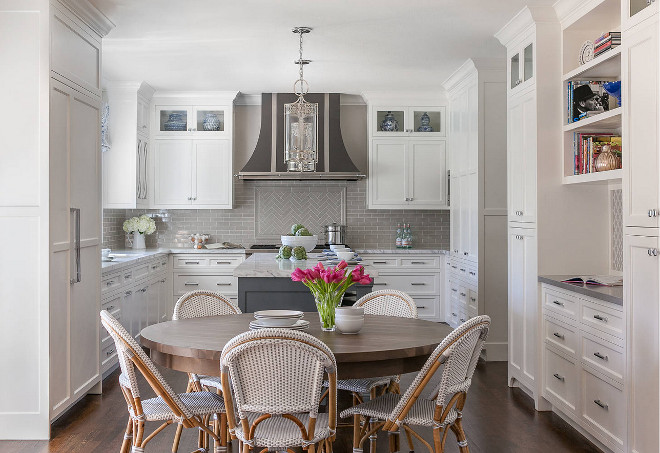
[561,275,623,287]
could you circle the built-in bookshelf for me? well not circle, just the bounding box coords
[561,0,622,185]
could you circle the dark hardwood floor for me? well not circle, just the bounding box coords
[0,361,602,452]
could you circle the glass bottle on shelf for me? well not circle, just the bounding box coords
[395,224,402,248]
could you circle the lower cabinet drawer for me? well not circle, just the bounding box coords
[132,264,150,280]
[361,257,398,268]
[411,296,438,319]
[580,368,625,449]
[544,347,578,413]
[174,256,210,268]
[374,273,438,294]
[544,316,578,357]
[467,290,478,314]
[543,287,579,320]
[208,255,244,268]
[102,273,121,293]
[101,293,121,313]
[101,341,118,370]
[400,257,440,268]
[580,333,624,382]
[581,300,624,340]
[173,273,237,295]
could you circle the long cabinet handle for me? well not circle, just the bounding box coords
[373,261,388,264]
[216,282,232,286]
[553,373,565,382]
[594,400,608,410]
[410,261,426,265]
[593,314,608,322]
[184,282,199,286]
[373,282,387,286]
[216,261,232,265]
[185,261,200,264]
[553,332,565,340]
[552,300,564,307]
[411,282,427,286]
[70,208,81,284]
[593,352,608,361]
[417,306,426,309]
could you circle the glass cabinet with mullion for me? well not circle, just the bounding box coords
[510,42,534,91]
[372,106,445,137]
[155,105,229,136]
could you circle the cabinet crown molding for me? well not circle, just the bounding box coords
[494,6,558,47]
[152,91,239,103]
[361,91,448,106]
[553,0,609,28]
[56,0,115,37]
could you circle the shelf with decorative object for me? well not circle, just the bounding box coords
[563,107,622,132]
[563,47,622,81]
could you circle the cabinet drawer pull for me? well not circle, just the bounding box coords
[460,268,466,272]
[184,282,199,286]
[151,265,158,270]
[553,332,564,340]
[417,306,426,309]
[373,282,387,286]
[469,271,476,276]
[593,352,608,361]
[216,282,232,286]
[451,288,458,292]
[553,373,565,382]
[594,400,608,410]
[451,312,457,316]
[106,349,115,357]
[459,292,466,297]
[106,305,115,311]
[185,261,200,264]
[160,279,166,283]
[451,265,457,269]
[125,291,132,296]
[124,274,132,279]
[460,318,466,322]
[411,283,426,286]
[410,261,426,265]
[552,300,564,307]
[593,314,608,322]
[470,297,476,302]
[373,261,388,264]
[141,288,148,293]
[216,261,231,265]
[106,280,115,286]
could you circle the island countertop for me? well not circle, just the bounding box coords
[233,253,379,278]
[538,275,623,306]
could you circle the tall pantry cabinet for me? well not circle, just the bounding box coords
[622,2,659,452]
[442,59,509,360]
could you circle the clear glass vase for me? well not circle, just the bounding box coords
[315,292,344,332]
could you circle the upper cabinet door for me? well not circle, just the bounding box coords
[372,108,408,136]
[407,140,447,208]
[507,91,537,223]
[369,139,407,207]
[155,105,193,135]
[623,17,659,228]
[137,97,150,136]
[409,107,446,137]
[192,140,233,208]
[192,106,230,137]
[450,176,461,254]
[509,41,534,92]
[153,139,193,206]
[624,0,659,30]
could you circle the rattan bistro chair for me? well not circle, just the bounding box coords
[173,290,242,393]
[340,315,491,453]
[100,310,226,453]
[220,329,338,453]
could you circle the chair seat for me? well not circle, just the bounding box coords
[233,412,332,450]
[340,393,458,428]
[199,375,222,390]
[129,391,225,422]
[324,377,393,394]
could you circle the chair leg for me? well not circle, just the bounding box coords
[369,388,378,453]
[404,426,415,452]
[133,419,145,451]
[388,431,400,453]
[450,420,469,453]
[172,422,183,453]
[120,418,133,453]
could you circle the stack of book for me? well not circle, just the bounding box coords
[594,32,621,57]
[572,133,622,175]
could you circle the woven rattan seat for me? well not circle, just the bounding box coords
[340,316,491,453]
[128,391,226,422]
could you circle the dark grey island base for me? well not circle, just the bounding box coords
[238,277,374,313]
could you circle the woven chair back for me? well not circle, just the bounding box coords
[221,329,336,419]
[100,310,192,419]
[355,289,418,318]
[388,315,490,424]
[173,290,241,320]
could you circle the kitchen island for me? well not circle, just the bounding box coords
[233,253,377,313]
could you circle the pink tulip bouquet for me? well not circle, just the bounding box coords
[291,261,371,331]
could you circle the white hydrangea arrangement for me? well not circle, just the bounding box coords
[123,214,156,235]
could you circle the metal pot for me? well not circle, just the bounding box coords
[324,223,346,245]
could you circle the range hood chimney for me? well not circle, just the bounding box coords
[238,93,365,180]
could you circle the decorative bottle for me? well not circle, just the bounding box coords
[402,224,411,249]
[395,224,402,248]
[407,224,414,249]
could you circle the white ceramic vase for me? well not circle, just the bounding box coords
[132,232,146,250]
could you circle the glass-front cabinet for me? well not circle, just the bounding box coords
[372,106,446,137]
[510,42,534,91]
[155,105,228,136]
[624,0,658,29]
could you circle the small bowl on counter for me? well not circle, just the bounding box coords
[335,251,355,262]
[335,306,365,334]
[253,310,304,327]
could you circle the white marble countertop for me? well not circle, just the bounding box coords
[233,253,379,278]
[356,249,448,255]
[102,247,245,273]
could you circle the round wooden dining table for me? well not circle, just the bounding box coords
[140,313,454,379]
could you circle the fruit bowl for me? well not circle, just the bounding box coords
[281,235,318,252]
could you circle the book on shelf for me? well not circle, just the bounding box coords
[572,133,621,175]
[594,31,621,45]
[561,275,623,287]
[567,80,620,124]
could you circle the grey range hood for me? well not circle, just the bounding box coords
[238,93,365,180]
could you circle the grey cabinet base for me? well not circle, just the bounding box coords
[237,277,373,313]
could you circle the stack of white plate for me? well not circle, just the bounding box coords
[250,310,309,330]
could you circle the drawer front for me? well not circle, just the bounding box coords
[100,307,121,345]
[544,347,578,412]
[580,334,624,382]
[467,289,478,314]
[362,257,398,268]
[174,256,210,268]
[160,257,168,268]
[208,255,244,268]
[411,296,438,319]
[121,269,134,284]
[132,264,150,280]
[544,316,578,357]
[173,273,237,295]
[543,288,578,320]
[101,341,118,369]
[581,301,624,339]
[458,284,468,304]
[374,273,438,294]
[102,273,121,294]
[400,257,440,268]
[101,293,121,313]
[581,369,625,448]
[467,265,478,285]
[148,260,161,273]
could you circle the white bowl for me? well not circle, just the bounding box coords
[336,306,364,317]
[281,235,318,252]
[329,244,346,251]
[335,314,364,334]
[254,310,304,327]
[335,251,355,261]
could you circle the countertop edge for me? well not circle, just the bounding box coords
[538,275,623,306]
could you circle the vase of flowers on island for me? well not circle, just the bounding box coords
[291,261,372,331]
[123,214,156,250]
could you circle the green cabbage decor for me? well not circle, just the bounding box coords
[291,223,305,235]
[276,245,292,260]
[292,246,307,260]
[295,227,312,236]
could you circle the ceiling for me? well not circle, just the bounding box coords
[91,0,557,95]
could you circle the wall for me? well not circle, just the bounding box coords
[103,101,450,251]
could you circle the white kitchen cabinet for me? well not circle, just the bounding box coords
[370,106,446,137]
[368,139,447,209]
[622,16,659,229]
[153,139,232,209]
[625,233,659,453]
[623,0,659,31]
[508,227,538,392]
[172,253,245,305]
[155,104,230,137]
[509,41,535,92]
[103,82,155,209]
